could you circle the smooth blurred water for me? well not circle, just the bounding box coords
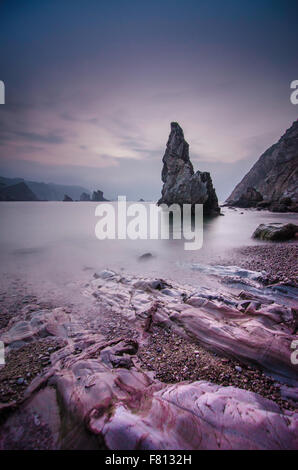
[0,202,297,303]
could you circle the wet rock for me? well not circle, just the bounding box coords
[138,252,153,261]
[100,339,138,369]
[94,269,116,280]
[253,223,298,241]
[83,271,298,385]
[43,363,298,449]
[149,279,171,290]
[2,270,298,450]
[1,308,71,346]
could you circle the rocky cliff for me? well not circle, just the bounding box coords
[158,122,220,215]
[0,176,90,201]
[226,120,298,211]
[0,182,38,201]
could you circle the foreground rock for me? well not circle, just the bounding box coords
[83,271,298,384]
[253,223,298,241]
[226,120,298,212]
[1,342,297,449]
[158,122,220,216]
[0,270,297,449]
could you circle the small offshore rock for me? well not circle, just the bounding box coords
[139,253,153,261]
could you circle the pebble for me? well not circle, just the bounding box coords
[235,366,242,373]
[17,377,24,385]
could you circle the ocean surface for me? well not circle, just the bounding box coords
[0,202,297,306]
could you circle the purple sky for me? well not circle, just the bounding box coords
[0,0,297,200]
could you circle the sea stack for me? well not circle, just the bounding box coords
[92,190,108,202]
[158,122,220,215]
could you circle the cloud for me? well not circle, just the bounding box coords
[12,130,65,144]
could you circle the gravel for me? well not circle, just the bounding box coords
[0,339,62,404]
[138,324,296,411]
[233,243,298,286]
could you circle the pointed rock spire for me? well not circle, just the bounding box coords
[158,122,220,215]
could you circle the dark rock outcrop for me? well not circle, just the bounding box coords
[63,194,73,202]
[253,223,298,241]
[158,122,220,216]
[80,192,91,201]
[0,182,38,201]
[92,190,108,202]
[226,120,298,211]
[230,186,263,208]
[270,198,298,213]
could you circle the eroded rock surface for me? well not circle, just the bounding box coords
[0,270,297,450]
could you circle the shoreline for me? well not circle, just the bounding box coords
[225,242,298,287]
[0,242,297,449]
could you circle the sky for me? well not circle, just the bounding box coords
[0,0,297,201]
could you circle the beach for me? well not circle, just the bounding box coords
[0,205,297,449]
